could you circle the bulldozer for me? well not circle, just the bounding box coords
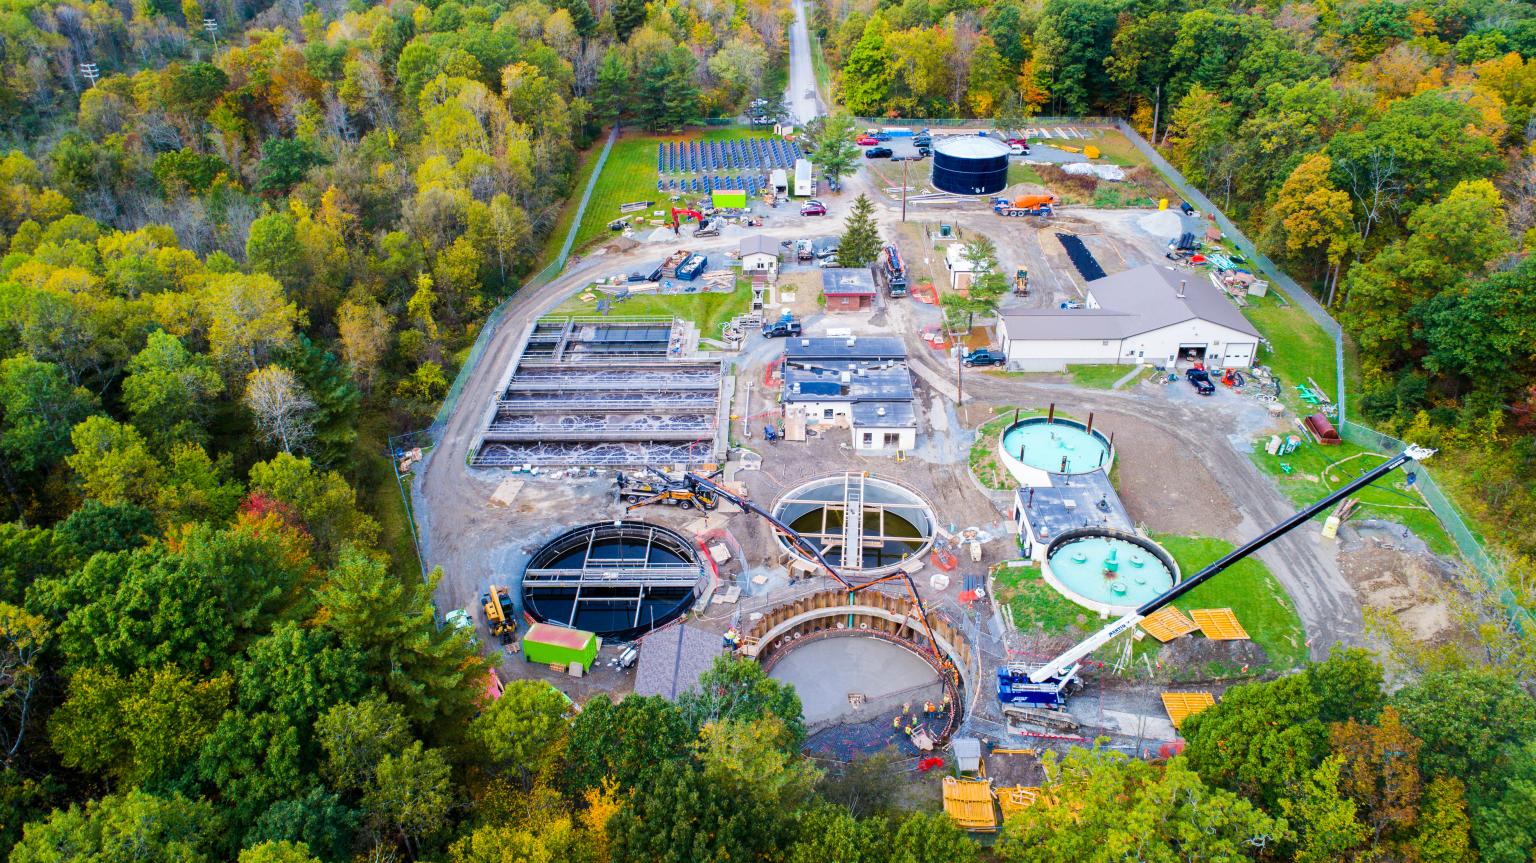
[481,586,516,644]
[617,468,721,512]
[1013,268,1030,297]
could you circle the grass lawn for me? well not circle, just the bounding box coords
[353,411,424,582]
[532,135,605,271]
[1242,290,1339,413]
[967,406,1051,490]
[572,128,775,253]
[1248,436,1456,556]
[1067,364,1134,390]
[1152,533,1307,673]
[546,276,754,341]
[992,561,1091,636]
[1088,129,1153,169]
[1007,162,1044,186]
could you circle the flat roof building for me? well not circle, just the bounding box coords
[821,267,877,312]
[780,337,917,454]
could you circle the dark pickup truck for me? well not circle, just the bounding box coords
[962,348,1008,367]
[763,320,803,338]
[1187,368,1215,395]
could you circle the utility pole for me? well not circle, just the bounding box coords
[204,17,219,47]
[78,63,99,87]
[901,157,908,222]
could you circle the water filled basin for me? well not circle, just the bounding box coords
[1001,419,1111,474]
[1047,535,1174,609]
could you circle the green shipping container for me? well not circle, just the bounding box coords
[522,623,598,670]
[712,189,748,209]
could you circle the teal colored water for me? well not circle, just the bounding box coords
[1001,422,1110,474]
[1048,536,1173,607]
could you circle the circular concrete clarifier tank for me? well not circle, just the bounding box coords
[1000,416,1114,476]
[771,474,935,575]
[1044,530,1178,614]
[768,636,942,726]
[522,521,705,641]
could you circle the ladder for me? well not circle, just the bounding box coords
[841,473,865,571]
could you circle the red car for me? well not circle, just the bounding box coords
[1005,137,1029,145]
[856,135,879,146]
[799,201,827,216]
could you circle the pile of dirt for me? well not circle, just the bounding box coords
[1338,536,1465,645]
[1158,635,1270,677]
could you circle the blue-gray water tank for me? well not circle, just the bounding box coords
[930,135,1010,196]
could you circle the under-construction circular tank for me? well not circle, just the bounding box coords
[998,415,1114,486]
[770,474,935,576]
[931,135,1010,196]
[522,521,705,640]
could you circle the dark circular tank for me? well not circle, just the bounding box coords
[522,521,704,641]
[930,135,1010,196]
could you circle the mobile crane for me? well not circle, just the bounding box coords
[997,445,1436,710]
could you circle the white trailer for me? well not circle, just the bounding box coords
[770,168,789,196]
[793,158,814,197]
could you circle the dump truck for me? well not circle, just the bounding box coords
[993,193,1058,217]
[522,623,598,672]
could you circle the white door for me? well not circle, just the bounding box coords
[1223,342,1255,367]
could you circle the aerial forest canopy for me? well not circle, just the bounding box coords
[818,0,1536,566]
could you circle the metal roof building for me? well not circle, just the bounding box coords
[779,337,918,454]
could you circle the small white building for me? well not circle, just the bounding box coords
[944,243,984,292]
[793,158,815,196]
[739,236,779,275]
[996,264,1261,372]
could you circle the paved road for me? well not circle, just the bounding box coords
[783,0,824,126]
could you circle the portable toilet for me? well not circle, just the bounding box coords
[522,623,599,672]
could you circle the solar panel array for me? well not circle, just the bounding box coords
[655,138,807,198]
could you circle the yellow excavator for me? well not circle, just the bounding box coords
[481,586,516,644]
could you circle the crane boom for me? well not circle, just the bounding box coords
[1026,445,1435,684]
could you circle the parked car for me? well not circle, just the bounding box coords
[811,236,840,259]
[1005,137,1029,146]
[856,135,879,146]
[762,319,803,338]
[1008,143,1027,156]
[865,147,893,159]
[1187,368,1215,395]
[962,348,1008,367]
[917,146,932,157]
[871,132,891,141]
[800,201,827,216]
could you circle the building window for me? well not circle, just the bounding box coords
[824,408,835,419]
[862,432,873,446]
[884,433,901,447]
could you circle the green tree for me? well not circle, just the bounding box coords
[363,741,454,855]
[1181,673,1327,808]
[678,655,805,749]
[122,331,223,450]
[612,0,645,40]
[996,750,1283,862]
[591,48,629,125]
[467,680,570,786]
[316,695,415,794]
[609,759,793,863]
[256,138,329,195]
[1030,0,1119,115]
[248,453,379,563]
[246,212,308,293]
[1407,777,1476,863]
[1307,647,1384,725]
[839,16,893,115]
[887,810,979,863]
[812,114,860,189]
[9,790,218,863]
[238,841,323,863]
[245,788,361,863]
[315,556,487,734]
[562,693,691,793]
[1280,756,1370,863]
[66,417,162,507]
[836,194,880,267]
[1421,256,1536,401]
[0,356,98,477]
[49,664,231,788]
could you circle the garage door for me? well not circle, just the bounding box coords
[1223,342,1255,366]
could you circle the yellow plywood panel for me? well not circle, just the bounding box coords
[942,778,998,832]
[1140,606,1199,642]
[1162,691,1217,730]
[1191,608,1250,640]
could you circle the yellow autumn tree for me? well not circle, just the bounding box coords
[1269,153,1358,302]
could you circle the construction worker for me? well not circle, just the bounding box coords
[924,701,936,715]
[901,702,911,716]
[892,715,902,731]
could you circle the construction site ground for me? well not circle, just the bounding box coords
[411,147,1467,760]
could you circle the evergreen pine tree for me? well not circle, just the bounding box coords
[661,47,700,131]
[836,194,880,267]
[592,48,629,126]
